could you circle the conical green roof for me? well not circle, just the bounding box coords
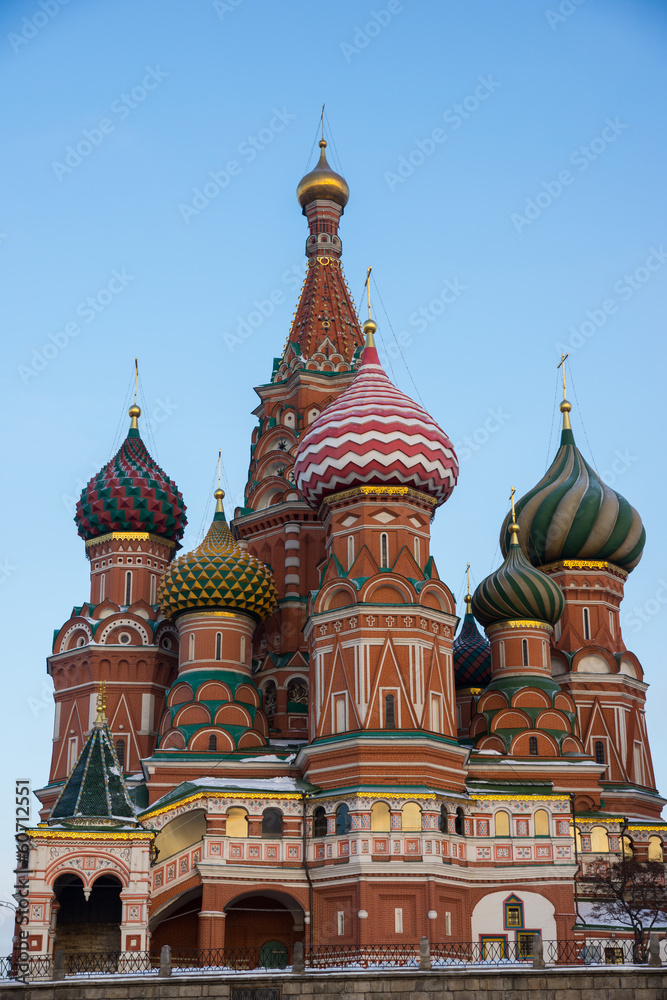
[50,709,135,824]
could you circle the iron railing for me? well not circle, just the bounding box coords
[0,937,659,980]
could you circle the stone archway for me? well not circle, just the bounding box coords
[224,890,305,961]
[149,887,202,956]
[53,873,122,955]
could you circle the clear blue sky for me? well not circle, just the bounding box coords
[1,0,666,948]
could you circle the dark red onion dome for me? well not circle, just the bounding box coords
[453,595,492,688]
[294,319,459,508]
[75,405,187,543]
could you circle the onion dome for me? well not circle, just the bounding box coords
[158,489,277,621]
[75,405,186,543]
[294,319,459,508]
[500,399,645,572]
[454,594,492,688]
[297,139,349,209]
[473,520,564,628]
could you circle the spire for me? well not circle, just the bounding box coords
[214,451,226,520]
[464,562,473,615]
[557,352,572,433]
[128,357,141,433]
[50,689,136,826]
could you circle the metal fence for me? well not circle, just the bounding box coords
[0,938,658,981]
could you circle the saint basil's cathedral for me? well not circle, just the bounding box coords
[19,138,665,963]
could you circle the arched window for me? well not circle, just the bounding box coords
[99,573,106,602]
[347,535,355,570]
[534,809,549,836]
[590,827,609,853]
[261,808,283,838]
[335,803,351,835]
[312,807,327,838]
[380,533,389,568]
[648,836,663,862]
[384,694,396,729]
[495,811,510,837]
[522,639,529,667]
[287,677,308,705]
[621,835,634,858]
[594,740,605,765]
[150,574,157,605]
[189,633,195,661]
[226,808,248,838]
[438,805,448,833]
[413,537,420,565]
[529,735,538,756]
[370,802,391,832]
[115,739,125,770]
[583,607,591,641]
[263,680,277,718]
[401,802,422,831]
[124,571,132,606]
[215,632,222,661]
[455,807,465,836]
[208,734,217,751]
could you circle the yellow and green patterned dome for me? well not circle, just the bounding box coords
[158,489,277,621]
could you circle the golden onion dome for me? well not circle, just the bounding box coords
[157,491,277,622]
[297,140,349,209]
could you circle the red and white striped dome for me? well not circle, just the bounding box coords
[294,332,458,508]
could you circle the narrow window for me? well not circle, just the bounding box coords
[455,807,465,836]
[313,807,327,837]
[215,632,222,661]
[337,911,345,936]
[438,805,448,833]
[413,537,420,565]
[208,734,217,751]
[67,737,78,773]
[445,912,452,936]
[431,695,441,733]
[554,620,562,641]
[380,533,389,568]
[594,740,605,765]
[189,633,195,661]
[394,908,403,934]
[499,640,505,669]
[124,571,132,606]
[583,607,591,640]
[522,638,529,667]
[534,809,549,836]
[384,694,396,729]
[495,811,510,837]
[609,611,615,638]
[99,573,106,603]
[240,635,246,663]
[115,738,126,770]
[335,695,346,733]
[149,574,157,605]
[529,735,538,756]
[336,803,351,835]
[261,808,283,838]
[347,535,355,570]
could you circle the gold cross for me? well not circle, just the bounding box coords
[510,486,517,523]
[557,352,569,401]
[364,266,373,320]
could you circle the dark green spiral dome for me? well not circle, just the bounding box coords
[500,403,645,572]
[473,523,565,628]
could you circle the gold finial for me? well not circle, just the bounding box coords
[95,681,107,728]
[214,452,225,513]
[362,266,377,346]
[557,352,572,429]
[509,486,520,540]
[465,562,472,611]
[128,359,141,429]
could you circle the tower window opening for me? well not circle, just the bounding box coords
[413,537,420,564]
[594,740,605,765]
[261,808,283,838]
[189,633,195,661]
[215,632,222,661]
[438,805,448,833]
[240,635,246,663]
[335,803,351,835]
[384,693,396,729]
[313,807,327,837]
[455,807,465,836]
[208,734,217,751]
[499,640,506,669]
[124,571,132,606]
[150,574,157,605]
[528,735,538,756]
[380,532,389,568]
[115,738,126,770]
[347,535,355,570]
[583,607,591,640]
[522,638,529,667]
[99,574,106,603]
[609,611,615,638]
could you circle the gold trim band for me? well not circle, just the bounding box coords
[486,620,553,635]
[85,532,175,550]
[141,789,303,821]
[321,486,437,507]
[28,829,154,840]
